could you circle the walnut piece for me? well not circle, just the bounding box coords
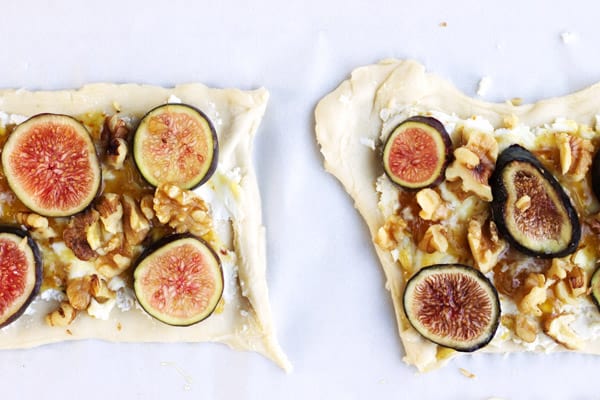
[96,253,132,279]
[418,224,448,253]
[515,195,531,212]
[375,214,407,251]
[515,314,538,343]
[543,313,582,350]
[106,114,129,140]
[66,276,93,311]
[140,194,155,220]
[16,212,57,240]
[518,273,547,317]
[122,194,151,246]
[467,218,506,273]
[567,266,587,297]
[96,193,123,235]
[103,115,130,170]
[65,274,116,312]
[63,209,99,261]
[153,184,212,237]
[445,131,498,201]
[46,302,77,327]
[546,257,571,280]
[416,189,448,221]
[556,133,594,181]
[546,258,586,306]
[90,274,116,303]
[106,138,128,170]
[554,280,576,305]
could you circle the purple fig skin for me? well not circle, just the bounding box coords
[0,226,42,329]
[382,115,453,190]
[592,149,600,202]
[403,263,500,352]
[490,144,580,258]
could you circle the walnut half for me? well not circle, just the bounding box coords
[556,133,593,181]
[415,189,448,221]
[418,224,448,253]
[46,302,77,327]
[445,131,498,201]
[543,313,582,350]
[467,218,506,273]
[153,184,212,237]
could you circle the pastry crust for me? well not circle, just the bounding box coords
[0,83,290,372]
[315,59,600,371]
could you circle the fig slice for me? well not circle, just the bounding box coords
[491,144,580,258]
[592,266,600,312]
[403,264,500,352]
[133,234,223,326]
[592,149,600,202]
[0,226,42,328]
[1,114,101,217]
[382,116,452,190]
[133,103,218,190]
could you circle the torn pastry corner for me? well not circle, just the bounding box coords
[401,327,450,373]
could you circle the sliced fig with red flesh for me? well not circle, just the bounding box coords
[133,234,223,326]
[0,226,42,328]
[382,116,452,190]
[491,144,580,258]
[133,103,218,190]
[403,264,500,352]
[1,114,101,217]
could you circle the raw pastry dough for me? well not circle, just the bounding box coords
[315,59,600,371]
[0,83,290,372]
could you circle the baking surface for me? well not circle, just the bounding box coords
[1,0,599,398]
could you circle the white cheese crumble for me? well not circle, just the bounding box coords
[476,76,493,97]
[548,117,578,133]
[0,112,28,126]
[68,259,97,280]
[87,298,116,320]
[196,167,243,223]
[167,94,183,103]
[221,257,240,303]
[40,288,66,302]
[108,276,135,312]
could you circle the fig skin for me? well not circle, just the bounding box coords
[382,116,452,191]
[591,266,600,312]
[0,226,42,329]
[490,144,580,258]
[1,113,102,217]
[132,103,219,190]
[403,264,500,352]
[132,233,224,327]
[592,149,600,202]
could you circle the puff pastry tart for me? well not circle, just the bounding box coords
[316,59,600,371]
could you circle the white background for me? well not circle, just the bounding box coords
[0,1,598,398]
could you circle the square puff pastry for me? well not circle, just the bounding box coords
[0,83,290,372]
